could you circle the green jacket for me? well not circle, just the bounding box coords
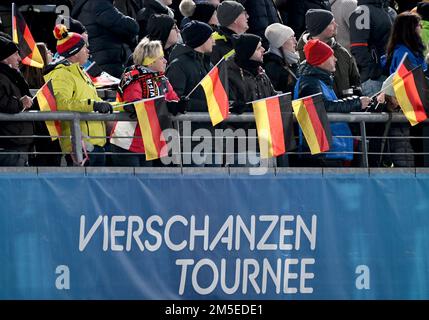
[44,61,106,153]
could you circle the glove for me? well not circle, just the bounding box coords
[230,101,247,114]
[365,97,386,113]
[123,103,137,119]
[167,97,188,115]
[93,101,113,114]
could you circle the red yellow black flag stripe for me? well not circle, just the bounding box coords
[200,59,229,126]
[252,93,296,159]
[12,3,44,69]
[134,96,172,161]
[36,80,61,141]
[392,57,429,126]
[292,94,331,155]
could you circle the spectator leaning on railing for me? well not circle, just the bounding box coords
[0,35,34,166]
[44,24,113,167]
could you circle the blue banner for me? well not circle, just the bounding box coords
[1,170,428,299]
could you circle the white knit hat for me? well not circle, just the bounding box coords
[264,23,295,49]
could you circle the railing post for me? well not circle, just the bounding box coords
[360,121,369,168]
[175,119,183,168]
[70,114,83,165]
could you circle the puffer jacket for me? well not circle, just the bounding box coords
[0,63,34,149]
[43,60,106,153]
[297,63,362,112]
[297,33,361,97]
[227,59,277,113]
[166,44,213,112]
[72,0,139,78]
[349,0,394,82]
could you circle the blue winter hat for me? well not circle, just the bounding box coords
[181,20,213,48]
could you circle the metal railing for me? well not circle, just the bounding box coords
[0,111,421,167]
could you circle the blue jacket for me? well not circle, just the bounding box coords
[388,44,427,74]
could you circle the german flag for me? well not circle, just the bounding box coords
[36,80,61,141]
[200,59,229,126]
[252,93,296,159]
[12,3,44,69]
[392,56,429,126]
[292,94,332,155]
[134,96,172,160]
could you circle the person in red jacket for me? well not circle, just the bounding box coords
[110,38,178,167]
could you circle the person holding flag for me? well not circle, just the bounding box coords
[110,37,178,167]
[166,20,214,112]
[0,35,34,166]
[20,41,62,167]
[295,39,371,167]
[379,12,429,167]
[44,24,113,166]
[226,33,280,166]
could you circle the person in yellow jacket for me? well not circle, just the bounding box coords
[44,24,113,166]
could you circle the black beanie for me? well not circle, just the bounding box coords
[305,9,334,37]
[417,3,429,21]
[192,3,217,24]
[147,14,175,46]
[233,33,261,62]
[0,36,19,61]
[182,20,213,48]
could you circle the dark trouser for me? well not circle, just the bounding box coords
[66,145,107,167]
[110,144,152,167]
[0,149,28,166]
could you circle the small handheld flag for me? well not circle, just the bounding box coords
[187,57,229,126]
[252,93,296,159]
[134,96,172,160]
[292,93,332,155]
[12,3,44,69]
[35,80,61,141]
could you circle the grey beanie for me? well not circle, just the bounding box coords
[305,9,334,37]
[217,1,245,27]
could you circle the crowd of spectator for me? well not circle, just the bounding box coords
[0,0,428,167]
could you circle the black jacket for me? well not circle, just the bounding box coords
[263,50,298,94]
[72,0,139,78]
[349,0,394,82]
[285,0,331,39]
[166,44,213,112]
[297,63,362,113]
[0,63,33,149]
[211,26,236,65]
[227,59,277,113]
